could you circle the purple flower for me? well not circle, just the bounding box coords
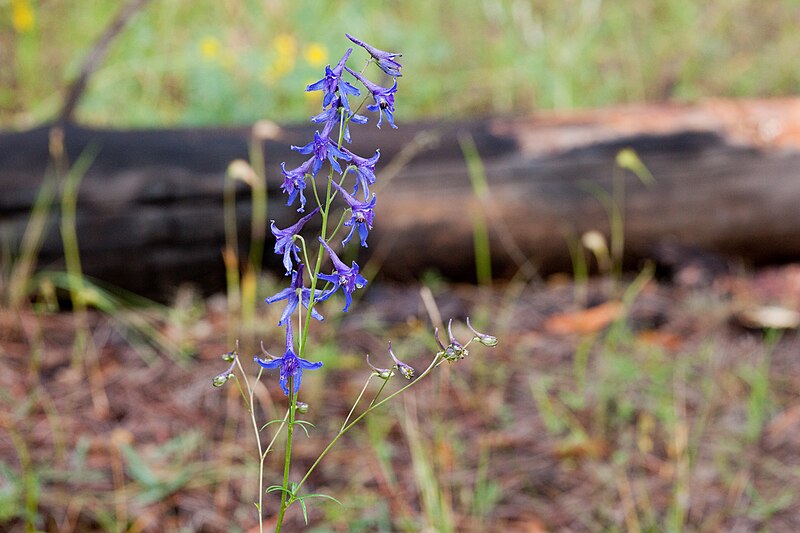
[345,67,397,129]
[306,48,360,111]
[265,263,325,326]
[311,100,368,144]
[280,158,314,211]
[345,34,402,77]
[292,120,352,175]
[271,207,320,274]
[330,180,376,248]
[317,237,367,312]
[255,322,322,395]
[342,148,379,199]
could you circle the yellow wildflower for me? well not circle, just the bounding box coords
[11,0,35,34]
[273,34,297,58]
[200,36,221,61]
[303,43,328,68]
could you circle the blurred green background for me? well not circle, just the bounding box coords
[2,0,800,129]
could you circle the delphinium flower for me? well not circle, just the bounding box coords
[280,158,315,211]
[254,321,323,395]
[292,118,352,175]
[345,33,403,77]
[214,35,428,533]
[317,237,367,312]
[343,148,380,199]
[265,263,325,326]
[271,207,320,274]
[311,96,368,144]
[345,67,398,129]
[306,48,359,111]
[330,180,376,247]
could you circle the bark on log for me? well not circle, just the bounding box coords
[2,98,800,299]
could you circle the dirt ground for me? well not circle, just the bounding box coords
[2,263,800,532]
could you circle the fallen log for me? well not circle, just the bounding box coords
[2,98,800,299]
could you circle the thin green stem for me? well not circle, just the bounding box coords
[273,77,374,529]
[341,376,375,432]
[235,357,267,533]
[275,381,297,532]
[368,376,392,408]
[295,352,443,494]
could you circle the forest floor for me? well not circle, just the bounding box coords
[3,262,800,532]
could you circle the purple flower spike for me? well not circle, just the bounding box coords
[271,207,320,274]
[345,34,402,77]
[280,158,315,211]
[254,321,322,395]
[345,67,398,129]
[317,237,367,312]
[343,148,380,199]
[265,263,325,326]
[306,48,360,111]
[330,180,376,248]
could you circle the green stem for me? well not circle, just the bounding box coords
[235,358,266,533]
[274,84,374,529]
[274,380,297,532]
[295,352,443,494]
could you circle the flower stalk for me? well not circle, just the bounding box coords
[211,34,499,531]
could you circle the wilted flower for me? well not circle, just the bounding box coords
[254,322,323,395]
[330,180,376,248]
[212,344,239,387]
[271,207,320,274]
[388,341,414,379]
[466,317,498,347]
[212,371,233,387]
[366,353,394,380]
[265,263,325,326]
[435,319,469,362]
[317,237,367,312]
[345,33,402,77]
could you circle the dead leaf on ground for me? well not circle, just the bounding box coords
[544,301,624,335]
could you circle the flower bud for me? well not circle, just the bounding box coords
[221,350,236,362]
[296,402,309,414]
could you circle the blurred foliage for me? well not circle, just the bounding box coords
[1,0,800,127]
